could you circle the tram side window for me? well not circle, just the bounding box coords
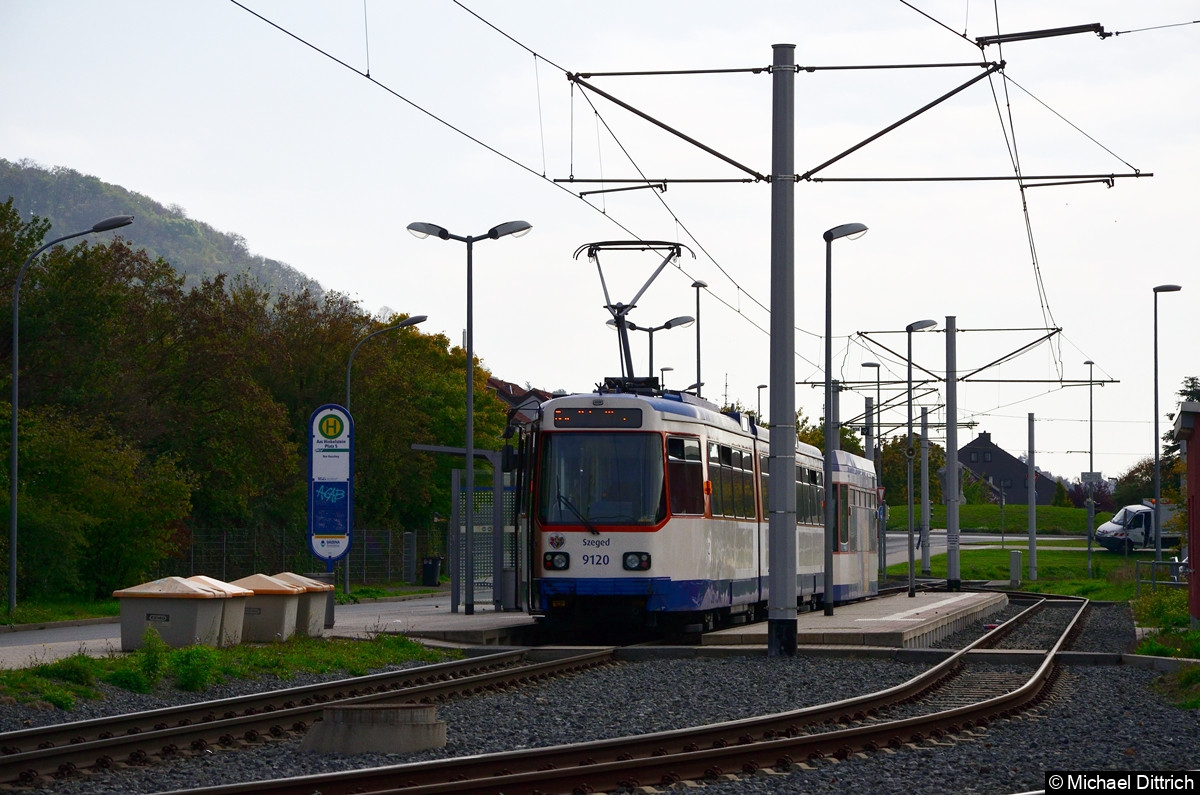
[708,443,724,516]
[667,436,705,515]
[795,466,820,525]
[707,442,755,519]
[759,454,769,518]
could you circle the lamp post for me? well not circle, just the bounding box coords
[821,222,868,616]
[1085,359,1095,578]
[756,383,768,422]
[9,214,134,614]
[1152,284,1181,561]
[343,314,427,594]
[659,366,673,389]
[906,319,937,598]
[345,315,428,410]
[691,280,707,398]
[605,315,693,376]
[407,220,531,615]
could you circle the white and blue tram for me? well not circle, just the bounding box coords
[514,382,879,634]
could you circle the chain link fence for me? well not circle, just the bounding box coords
[153,526,443,586]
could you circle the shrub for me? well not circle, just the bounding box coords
[1131,588,1190,629]
[103,667,154,693]
[34,654,96,687]
[135,627,171,685]
[172,645,220,692]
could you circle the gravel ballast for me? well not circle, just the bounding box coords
[4,602,1198,795]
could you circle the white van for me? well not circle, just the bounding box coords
[1094,503,1181,553]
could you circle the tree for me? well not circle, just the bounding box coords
[795,409,865,457]
[1113,457,1153,509]
[1,404,191,599]
[1051,480,1072,508]
[880,436,945,506]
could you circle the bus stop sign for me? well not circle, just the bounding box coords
[308,404,354,562]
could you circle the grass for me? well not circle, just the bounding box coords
[0,626,460,712]
[886,503,1115,534]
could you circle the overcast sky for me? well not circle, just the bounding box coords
[2,1,1197,486]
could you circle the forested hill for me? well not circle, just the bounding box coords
[0,158,322,297]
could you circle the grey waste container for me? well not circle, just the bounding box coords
[302,571,336,628]
[422,557,442,587]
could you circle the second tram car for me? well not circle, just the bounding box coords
[513,382,879,635]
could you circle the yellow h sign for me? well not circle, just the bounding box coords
[319,414,344,439]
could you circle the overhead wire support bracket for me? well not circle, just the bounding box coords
[568,73,767,181]
[556,177,759,185]
[812,173,1147,185]
[800,61,1004,181]
[578,183,666,197]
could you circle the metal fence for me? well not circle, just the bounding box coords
[153,526,442,586]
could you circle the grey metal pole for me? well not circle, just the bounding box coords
[945,315,960,590]
[868,398,878,578]
[1086,359,1095,578]
[1151,284,1181,561]
[692,280,706,398]
[9,215,132,615]
[464,237,476,614]
[863,363,883,581]
[907,327,916,598]
[767,42,798,655]
[1028,412,1037,581]
[921,407,931,576]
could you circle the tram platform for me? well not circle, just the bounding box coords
[702,590,1009,649]
[0,589,1008,669]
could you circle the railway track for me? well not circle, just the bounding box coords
[0,648,616,788]
[125,594,1086,795]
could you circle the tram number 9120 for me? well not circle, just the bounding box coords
[581,554,610,566]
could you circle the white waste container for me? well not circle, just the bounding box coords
[113,576,226,651]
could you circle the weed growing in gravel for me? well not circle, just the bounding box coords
[1153,664,1200,709]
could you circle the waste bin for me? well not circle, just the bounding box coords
[302,571,337,628]
[422,557,442,587]
[229,573,304,643]
[186,575,252,647]
[272,571,335,637]
[113,576,226,651]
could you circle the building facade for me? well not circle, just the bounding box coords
[957,431,1057,506]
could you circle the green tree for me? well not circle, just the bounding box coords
[795,409,865,456]
[1051,479,1072,508]
[1113,457,1153,508]
[1,404,191,599]
[880,436,945,507]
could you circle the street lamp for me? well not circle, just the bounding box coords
[821,222,867,616]
[906,319,937,598]
[691,280,707,398]
[407,220,531,615]
[1152,283,1181,561]
[1085,359,1095,578]
[756,383,768,422]
[345,316,428,410]
[659,366,673,389]
[9,214,134,614]
[605,314,693,375]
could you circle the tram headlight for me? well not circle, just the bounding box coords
[543,552,570,571]
[622,552,651,571]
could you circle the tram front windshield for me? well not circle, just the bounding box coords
[537,432,665,526]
